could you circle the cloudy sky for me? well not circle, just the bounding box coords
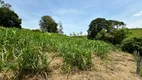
[4,0,142,35]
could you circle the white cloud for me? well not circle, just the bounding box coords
[133,11,142,17]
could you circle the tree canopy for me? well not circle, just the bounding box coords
[0,0,21,28]
[0,8,21,28]
[87,18,126,39]
[39,15,58,33]
[0,0,11,9]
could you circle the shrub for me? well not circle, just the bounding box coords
[95,28,129,45]
[122,37,142,55]
[32,29,41,32]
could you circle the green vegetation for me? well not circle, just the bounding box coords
[0,0,11,9]
[124,28,142,41]
[87,18,128,45]
[0,0,21,28]
[122,37,142,76]
[122,37,142,54]
[0,0,142,79]
[39,15,58,33]
[87,18,125,39]
[0,27,115,79]
[96,28,129,45]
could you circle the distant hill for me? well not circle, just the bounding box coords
[124,28,142,41]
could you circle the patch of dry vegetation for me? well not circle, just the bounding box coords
[19,52,141,80]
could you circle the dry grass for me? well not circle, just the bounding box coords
[1,52,141,80]
[47,52,141,80]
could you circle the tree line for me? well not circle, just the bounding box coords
[0,0,132,45]
[0,0,127,43]
[0,0,63,34]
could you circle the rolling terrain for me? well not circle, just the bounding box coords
[0,27,141,80]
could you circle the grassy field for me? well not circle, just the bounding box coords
[70,28,142,42]
[0,27,116,79]
[124,28,142,41]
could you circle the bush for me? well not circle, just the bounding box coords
[122,37,142,55]
[95,28,129,45]
[32,29,41,32]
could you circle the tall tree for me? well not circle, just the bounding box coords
[58,21,64,34]
[0,0,11,9]
[0,3,21,28]
[39,15,58,33]
[87,18,108,39]
[87,18,125,39]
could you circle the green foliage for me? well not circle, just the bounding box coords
[0,8,21,28]
[0,0,21,29]
[0,27,51,78]
[122,37,142,55]
[87,18,125,40]
[32,29,41,32]
[96,28,129,44]
[88,18,107,39]
[39,15,58,33]
[124,28,142,41]
[0,27,115,76]
[112,28,129,44]
[0,0,11,9]
[96,30,106,40]
[122,37,142,76]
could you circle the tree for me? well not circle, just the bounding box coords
[39,15,58,33]
[0,0,21,28]
[87,18,108,39]
[79,31,83,36]
[0,0,11,9]
[58,21,64,34]
[0,8,22,28]
[87,18,126,39]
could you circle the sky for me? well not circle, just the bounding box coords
[4,0,142,35]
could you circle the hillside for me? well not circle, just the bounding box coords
[0,27,141,80]
[24,52,141,80]
[124,28,142,41]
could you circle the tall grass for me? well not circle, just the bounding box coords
[0,27,115,77]
[124,28,142,41]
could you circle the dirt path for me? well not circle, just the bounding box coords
[48,52,141,80]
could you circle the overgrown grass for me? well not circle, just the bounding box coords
[0,27,115,78]
[124,28,142,41]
